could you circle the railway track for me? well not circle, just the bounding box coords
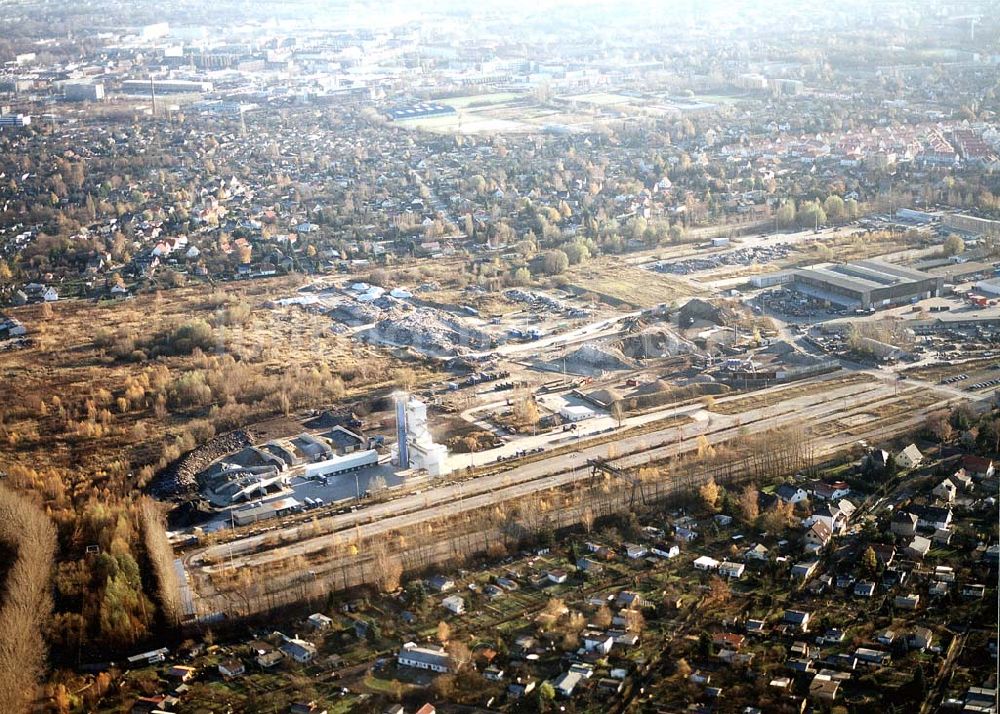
[179,371,990,619]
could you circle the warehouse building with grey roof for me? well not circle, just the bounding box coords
[790,260,943,309]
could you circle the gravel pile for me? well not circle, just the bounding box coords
[150,428,257,499]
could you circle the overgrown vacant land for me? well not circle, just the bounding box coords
[0,278,423,659]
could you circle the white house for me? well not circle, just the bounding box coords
[218,659,245,678]
[546,569,569,584]
[906,536,932,559]
[280,636,317,664]
[693,555,720,571]
[776,484,808,504]
[718,561,746,579]
[932,479,956,503]
[552,670,584,697]
[625,543,649,559]
[582,631,614,655]
[307,613,333,631]
[442,595,465,615]
[397,642,450,673]
[651,543,680,559]
[896,444,923,469]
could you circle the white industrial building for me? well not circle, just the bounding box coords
[392,393,451,476]
[560,404,596,422]
[975,277,1000,296]
[303,449,378,478]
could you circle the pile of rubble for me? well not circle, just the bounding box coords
[616,326,697,360]
[650,245,792,275]
[328,300,385,326]
[150,427,257,499]
[546,342,636,376]
[360,307,491,357]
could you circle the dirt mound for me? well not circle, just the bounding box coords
[617,327,695,359]
[547,343,636,376]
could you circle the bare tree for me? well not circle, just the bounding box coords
[371,540,403,593]
[737,485,759,524]
[0,485,57,714]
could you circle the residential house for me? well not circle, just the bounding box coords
[674,526,698,542]
[806,504,848,534]
[625,543,649,559]
[507,678,536,698]
[908,627,934,651]
[442,595,465,614]
[546,569,568,584]
[951,469,975,492]
[933,527,952,544]
[962,583,986,599]
[891,511,918,537]
[792,560,819,580]
[872,544,896,566]
[615,591,646,609]
[811,480,851,502]
[651,543,680,559]
[907,535,932,559]
[484,666,505,682]
[397,643,450,673]
[713,633,746,651]
[776,483,808,504]
[428,575,455,593]
[280,637,317,664]
[912,505,952,531]
[746,619,767,635]
[307,613,333,631]
[961,455,994,479]
[809,675,840,702]
[552,670,584,698]
[612,630,640,647]
[582,631,614,655]
[576,557,604,574]
[718,561,746,579]
[784,610,811,632]
[414,705,435,714]
[835,574,855,589]
[864,449,890,472]
[804,521,833,550]
[854,648,891,666]
[896,444,923,469]
[693,555,720,571]
[166,665,196,682]
[855,580,877,597]
[218,659,245,678]
[894,593,921,610]
[255,649,283,669]
[932,479,957,503]
[876,629,897,646]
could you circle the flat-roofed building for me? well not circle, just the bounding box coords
[233,497,301,526]
[790,259,942,309]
